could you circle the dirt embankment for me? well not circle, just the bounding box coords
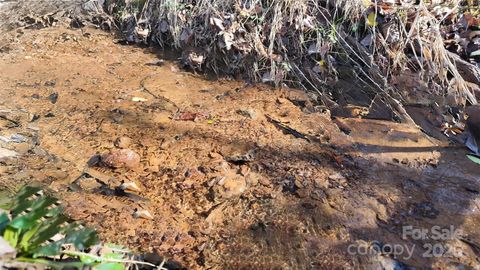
[0,4,480,270]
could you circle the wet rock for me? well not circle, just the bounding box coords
[114,136,132,149]
[100,149,141,169]
[465,105,480,155]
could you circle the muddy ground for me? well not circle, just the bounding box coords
[0,12,480,270]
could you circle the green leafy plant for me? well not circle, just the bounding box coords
[0,186,163,270]
[0,186,99,258]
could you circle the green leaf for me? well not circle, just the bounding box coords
[33,226,99,258]
[467,154,480,165]
[31,241,64,258]
[79,253,100,264]
[105,243,130,253]
[0,212,10,233]
[68,227,99,250]
[3,226,20,247]
[11,186,42,217]
[9,196,58,229]
[102,252,125,260]
[27,215,68,251]
[94,262,125,270]
[14,186,41,203]
[19,222,42,252]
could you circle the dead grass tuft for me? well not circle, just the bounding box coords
[107,0,478,108]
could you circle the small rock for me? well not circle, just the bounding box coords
[214,175,246,199]
[238,165,250,176]
[209,151,224,161]
[0,148,17,159]
[276,97,289,104]
[236,108,258,119]
[331,105,369,118]
[119,181,141,192]
[28,113,40,122]
[258,177,272,187]
[14,143,31,154]
[328,172,347,188]
[314,178,329,189]
[246,172,259,186]
[131,97,148,102]
[100,149,141,169]
[114,136,132,149]
[328,172,346,182]
[173,111,209,122]
[284,89,312,107]
[83,167,114,183]
[146,59,165,66]
[44,80,56,87]
[10,134,28,143]
[225,149,255,165]
[77,177,102,191]
[133,209,154,220]
[48,92,58,104]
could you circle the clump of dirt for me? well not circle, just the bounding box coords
[0,24,479,269]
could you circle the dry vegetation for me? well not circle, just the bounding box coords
[103,0,480,112]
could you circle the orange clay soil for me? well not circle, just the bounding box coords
[0,26,479,269]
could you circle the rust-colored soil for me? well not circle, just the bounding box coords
[1,26,479,269]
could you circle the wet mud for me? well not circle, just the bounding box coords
[0,25,479,269]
